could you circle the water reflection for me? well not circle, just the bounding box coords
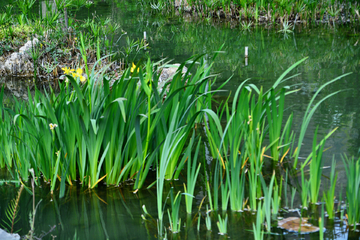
[0,177,356,240]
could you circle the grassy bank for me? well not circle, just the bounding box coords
[0,0,146,81]
[154,0,360,25]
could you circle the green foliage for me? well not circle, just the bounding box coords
[342,154,360,229]
[1,185,23,234]
[167,189,182,233]
[309,127,325,204]
[183,135,202,214]
[156,0,358,23]
[323,157,338,219]
[205,205,211,231]
[293,71,351,169]
[260,171,275,232]
[252,202,264,240]
[216,214,228,235]
[300,167,310,208]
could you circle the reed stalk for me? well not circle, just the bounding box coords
[216,214,228,235]
[260,171,275,232]
[291,187,296,209]
[300,166,310,209]
[205,205,211,231]
[184,137,202,214]
[323,157,338,219]
[252,202,264,240]
[342,154,360,229]
[272,177,282,216]
[293,72,352,169]
[319,203,325,240]
[167,188,182,233]
[309,127,325,204]
[265,88,285,161]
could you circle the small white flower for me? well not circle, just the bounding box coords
[49,123,58,130]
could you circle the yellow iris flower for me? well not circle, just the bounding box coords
[76,68,83,75]
[130,63,138,73]
[79,75,86,82]
[68,68,86,82]
[61,67,75,75]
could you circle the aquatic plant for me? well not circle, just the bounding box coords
[284,171,288,208]
[211,161,220,211]
[216,214,228,235]
[272,177,282,216]
[291,187,296,209]
[1,185,23,234]
[226,147,246,212]
[342,154,360,229]
[156,105,185,238]
[240,21,252,31]
[205,205,211,231]
[278,20,293,33]
[184,136,202,214]
[319,204,325,240]
[300,167,310,209]
[293,71,352,169]
[266,88,292,161]
[167,188,182,233]
[220,167,230,211]
[260,171,275,232]
[252,202,264,240]
[309,127,325,204]
[323,157,338,219]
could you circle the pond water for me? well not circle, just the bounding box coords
[1,1,360,239]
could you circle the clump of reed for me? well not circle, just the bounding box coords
[0,51,221,198]
[342,154,360,229]
[0,44,357,238]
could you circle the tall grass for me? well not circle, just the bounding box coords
[253,202,264,240]
[0,53,224,197]
[342,155,360,229]
[293,72,352,169]
[323,157,338,219]
[260,171,275,232]
[184,135,202,214]
[217,214,228,235]
[309,127,325,204]
[167,188,182,233]
[300,167,310,209]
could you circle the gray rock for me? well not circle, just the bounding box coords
[0,228,20,240]
[174,0,191,11]
[158,63,188,93]
[3,38,39,75]
[19,38,39,59]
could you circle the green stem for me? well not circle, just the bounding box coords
[142,82,151,175]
